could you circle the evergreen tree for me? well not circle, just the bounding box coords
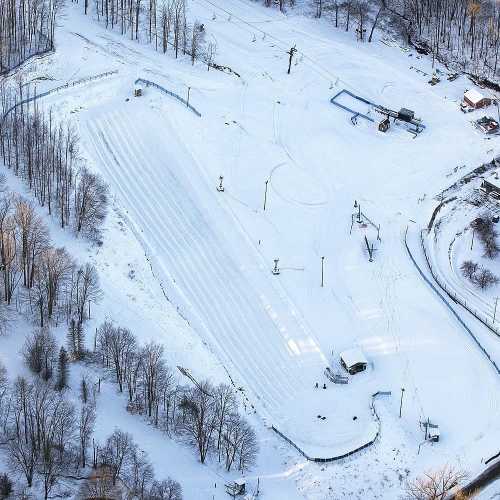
[56,347,69,391]
[67,319,77,359]
[75,321,85,360]
[0,473,12,498]
[68,319,85,360]
[81,376,88,404]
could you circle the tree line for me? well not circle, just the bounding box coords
[0,359,182,499]
[0,80,109,240]
[81,0,217,68]
[382,0,500,78]
[260,0,500,79]
[4,318,257,494]
[0,181,101,331]
[94,321,259,472]
[0,0,62,74]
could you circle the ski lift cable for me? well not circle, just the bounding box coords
[192,0,362,93]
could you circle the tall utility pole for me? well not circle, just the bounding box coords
[494,297,499,322]
[287,45,297,74]
[321,256,325,287]
[399,387,405,418]
[471,228,475,251]
[187,86,191,107]
[263,179,269,211]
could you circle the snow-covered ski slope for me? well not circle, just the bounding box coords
[32,0,500,489]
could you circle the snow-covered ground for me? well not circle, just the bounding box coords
[2,0,500,497]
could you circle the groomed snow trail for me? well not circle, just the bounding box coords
[83,105,338,435]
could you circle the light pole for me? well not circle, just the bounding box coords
[321,256,325,287]
[399,387,405,418]
[263,180,269,211]
[471,228,475,251]
[187,86,191,107]
[494,297,499,322]
[272,259,280,275]
[287,45,297,74]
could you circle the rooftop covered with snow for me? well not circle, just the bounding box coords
[483,169,500,191]
[464,88,486,104]
[340,348,368,369]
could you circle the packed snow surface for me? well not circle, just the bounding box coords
[2,0,500,496]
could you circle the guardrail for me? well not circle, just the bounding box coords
[404,228,500,375]
[271,391,390,462]
[134,78,201,117]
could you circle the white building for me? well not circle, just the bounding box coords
[340,348,368,375]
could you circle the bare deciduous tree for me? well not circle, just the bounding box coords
[22,328,57,380]
[179,380,217,464]
[461,260,478,280]
[405,464,468,500]
[74,167,109,238]
[102,429,135,486]
[149,478,183,500]
[79,403,96,468]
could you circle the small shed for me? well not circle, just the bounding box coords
[225,479,245,496]
[378,117,390,132]
[463,89,491,111]
[340,348,368,375]
[134,86,143,97]
[421,420,440,442]
[428,425,440,442]
[398,108,415,123]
